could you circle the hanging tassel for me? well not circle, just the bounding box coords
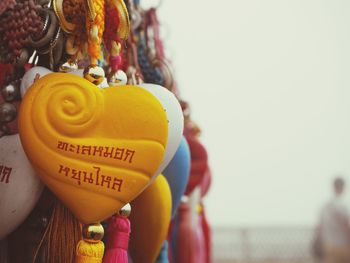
[45,200,82,263]
[175,200,196,263]
[103,204,131,263]
[76,240,105,263]
[200,206,212,263]
[76,223,105,263]
[31,194,82,263]
[155,241,169,263]
[193,208,206,263]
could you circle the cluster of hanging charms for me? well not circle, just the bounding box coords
[125,2,212,263]
[0,0,212,263]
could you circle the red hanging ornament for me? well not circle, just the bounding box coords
[185,136,208,195]
[175,202,196,263]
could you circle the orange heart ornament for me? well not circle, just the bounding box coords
[18,73,168,224]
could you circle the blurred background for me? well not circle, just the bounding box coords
[143,0,350,262]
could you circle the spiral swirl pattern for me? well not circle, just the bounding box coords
[30,75,103,139]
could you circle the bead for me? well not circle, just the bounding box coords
[59,61,78,73]
[2,82,20,102]
[82,223,104,243]
[84,65,105,85]
[108,70,127,86]
[119,203,131,217]
[0,102,17,122]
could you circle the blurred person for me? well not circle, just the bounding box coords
[316,177,350,263]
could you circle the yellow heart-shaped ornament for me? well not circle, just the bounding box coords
[129,174,172,263]
[18,73,168,224]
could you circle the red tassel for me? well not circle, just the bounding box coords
[175,201,209,263]
[175,203,196,263]
[201,206,212,263]
[103,215,130,263]
[194,220,206,263]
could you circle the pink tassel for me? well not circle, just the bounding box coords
[103,215,130,263]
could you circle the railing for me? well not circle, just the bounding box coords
[212,226,315,263]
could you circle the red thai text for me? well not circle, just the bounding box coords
[58,164,123,192]
[57,141,136,164]
[0,165,12,184]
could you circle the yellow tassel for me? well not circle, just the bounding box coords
[76,240,105,263]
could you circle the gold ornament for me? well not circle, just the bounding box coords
[119,203,131,217]
[108,70,127,86]
[59,61,78,73]
[83,65,105,85]
[82,223,104,242]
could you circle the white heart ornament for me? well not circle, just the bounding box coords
[0,135,43,239]
[139,83,184,179]
[20,66,51,98]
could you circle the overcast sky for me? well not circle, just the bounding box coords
[148,0,350,227]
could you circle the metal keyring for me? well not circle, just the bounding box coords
[36,27,65,69]
[52,28,65,67]
[36,26,62,55]
[29,9,58,49]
